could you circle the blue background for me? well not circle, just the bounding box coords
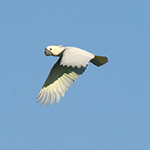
[1,0,150,150]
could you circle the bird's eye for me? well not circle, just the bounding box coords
[50,48,52,50]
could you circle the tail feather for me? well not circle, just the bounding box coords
[91,55,108,67]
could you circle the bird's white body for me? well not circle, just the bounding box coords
[37,45,108,106]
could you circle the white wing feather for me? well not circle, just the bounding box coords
[60,47,94,68]
[36,57,86,106]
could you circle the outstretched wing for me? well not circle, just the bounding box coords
[60,47,94,68]
[36,57,86,106]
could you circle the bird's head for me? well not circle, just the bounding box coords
[45,45,64,56]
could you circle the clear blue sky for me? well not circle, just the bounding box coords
[1,0,150,150]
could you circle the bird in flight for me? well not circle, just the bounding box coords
[36,45,108,106]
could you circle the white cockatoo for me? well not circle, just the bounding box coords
[37,45,108,106]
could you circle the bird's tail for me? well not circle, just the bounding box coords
[91,55,108,67]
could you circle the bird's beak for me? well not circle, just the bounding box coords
[45,49,52,56]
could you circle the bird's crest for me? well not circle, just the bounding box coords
[56,45,63,48]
